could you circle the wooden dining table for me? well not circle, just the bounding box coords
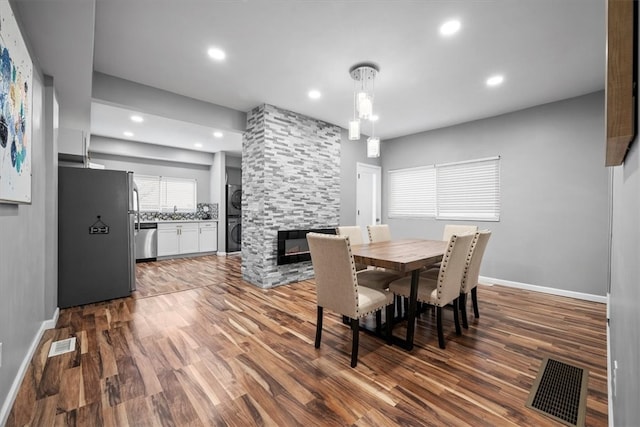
[351,239,448,350]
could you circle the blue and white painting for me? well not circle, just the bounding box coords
[0,1,32,204]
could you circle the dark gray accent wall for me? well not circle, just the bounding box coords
[242,104,341,288]
[608,30,640,426]
[381,92,608,296]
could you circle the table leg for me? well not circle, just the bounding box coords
[404,269,420,350]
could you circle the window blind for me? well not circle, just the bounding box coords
[160,177,197,212]
[134,174,161,212]
[388,166,436,217]
[133,174,197,212]
[436,157,500,221]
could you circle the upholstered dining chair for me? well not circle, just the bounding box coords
[307,232,394,368]
[459,230,492,329]
[336,226,368,271]
[442,224,477,241]
[389,233,474,349]
[367,224,392,243]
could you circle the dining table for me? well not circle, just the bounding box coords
[351,238,448,350]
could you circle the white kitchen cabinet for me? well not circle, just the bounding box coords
[199,222,218,252]
[157,222,200,256]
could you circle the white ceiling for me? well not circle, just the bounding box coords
[17,0,606,154]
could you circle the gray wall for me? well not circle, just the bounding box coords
[0,42,54,420]
[89,151,212,204]
[608,30,640,426]
[339,128,382,226]
[381,92,609,296]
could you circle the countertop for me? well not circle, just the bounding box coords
[140,219,218,224]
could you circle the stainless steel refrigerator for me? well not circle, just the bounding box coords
[58,167,138,308]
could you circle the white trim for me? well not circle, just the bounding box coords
[479,276,607,303]
[437,155,500,168]
[0,308,59,426]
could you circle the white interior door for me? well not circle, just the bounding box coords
[356,163,381,242]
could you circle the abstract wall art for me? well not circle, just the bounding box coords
[0,1,33,204]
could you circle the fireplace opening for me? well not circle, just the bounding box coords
[277,228,335,265]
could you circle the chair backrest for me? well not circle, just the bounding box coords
[367,224,391,243]
[307,232,359,318]
[336,226,365,245]
[442,224,478,241]
[461,230,492,293]
[435,233,475,306]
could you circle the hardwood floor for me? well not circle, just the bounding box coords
[7,255,608,426]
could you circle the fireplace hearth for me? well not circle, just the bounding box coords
[277,228,335,265]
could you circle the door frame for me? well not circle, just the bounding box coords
[356,162,382,237]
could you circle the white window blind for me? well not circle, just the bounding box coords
[134,174,161,212]
[161,177,197,212]
[436,157,500,221]
[133,174,197,212]
[388,166,436,217]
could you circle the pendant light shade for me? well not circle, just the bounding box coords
[349,62,382,155]
[367,137,380,158]
[348,119,360,140]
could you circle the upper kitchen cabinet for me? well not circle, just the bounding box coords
[58,128,88,164]
[606,0,637,166]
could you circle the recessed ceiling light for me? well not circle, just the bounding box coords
[130,115,144,123]
[213,131,223,138]
[308,89,321,99]
[194,142,203,148]
[123,131,134,137]
[440,19,461,36]
[486,74,504,87]
[207,47,226,61]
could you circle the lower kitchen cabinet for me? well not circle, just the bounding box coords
[157,222,200,256]
[199,222,218,252]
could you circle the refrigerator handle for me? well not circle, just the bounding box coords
[135,188,141,231]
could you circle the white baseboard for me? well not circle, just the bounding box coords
[0,307,59,426]
[479,276,607,303]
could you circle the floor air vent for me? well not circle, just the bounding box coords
[526,357,588,426]
[48,337,76,358]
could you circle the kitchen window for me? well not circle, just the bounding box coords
[388,156,500,221]
[134,174,197,212]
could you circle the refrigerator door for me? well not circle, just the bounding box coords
[58,167,133,308]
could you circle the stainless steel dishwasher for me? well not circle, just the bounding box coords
[135,222,158,262]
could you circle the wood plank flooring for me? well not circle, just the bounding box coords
[7,254,608,426]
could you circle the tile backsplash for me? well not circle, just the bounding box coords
[139,203,218,221]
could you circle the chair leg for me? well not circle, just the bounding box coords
[375,311,382,334]
[471,287,480,318]
[452,298,461,336]
[350,318,360,368]
[315,306,323,348]
[459,293,469,329]
[385,304,394,345]
[436,306,445,349]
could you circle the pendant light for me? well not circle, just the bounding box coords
[348,62,381,156]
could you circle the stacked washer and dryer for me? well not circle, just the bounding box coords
[226,184,242,252]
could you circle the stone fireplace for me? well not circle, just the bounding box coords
[242,104,341,288]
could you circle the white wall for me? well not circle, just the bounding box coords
[608,28,640,426]
[381,92,609,297]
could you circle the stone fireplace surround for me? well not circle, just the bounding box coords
[242,104,341,288]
